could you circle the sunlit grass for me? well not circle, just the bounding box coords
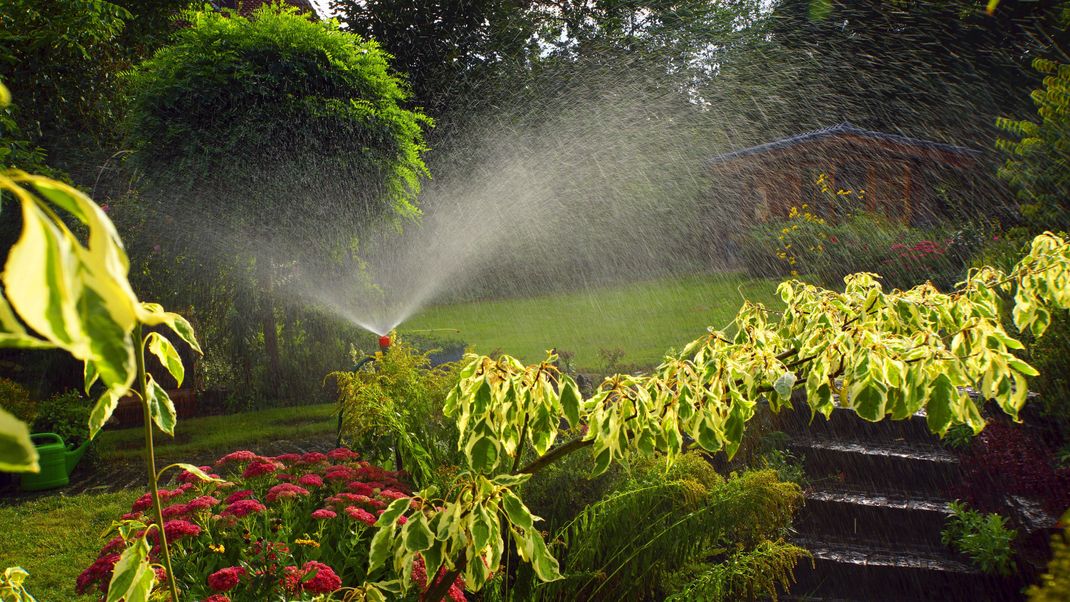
[0,490,139,601]
[402,272,781,372]
[96,403,337,463]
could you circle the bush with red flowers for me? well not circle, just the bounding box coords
[76,447,467,601]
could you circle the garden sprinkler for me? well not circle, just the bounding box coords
[378,334,392,353]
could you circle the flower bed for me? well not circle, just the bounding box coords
[77,447,466,601]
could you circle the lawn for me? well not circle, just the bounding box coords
[401,272,781,372]
[95,402,337,463]
[0,490,139,601]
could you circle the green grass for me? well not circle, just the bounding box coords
[402,272,780,372]
[0,490,139,601]
[95,402,337,463]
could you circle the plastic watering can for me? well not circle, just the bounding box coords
[19,432,90,491]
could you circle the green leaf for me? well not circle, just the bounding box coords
[724,405,745,460]
[852,381,886,422]
[1007,358,1040,377]
[137,303,202,354]
[491,473,532,488]
[501,488,534,532]
[402,513,433,552]
[529,530,563,582]
[559,376,582,428]
[472,377,492,415]
[0,292,51,349]
[927,373,955,436]
[368,524,396,575]
[472,504,494,551]
[105,536,154,602]
[88,388,124,440]
[0,407,38,473]
[84,361,99,395]
[156,463,222,483]
[773,371,797,399]
[145,376,177,436]
[376,496,411,528]
[145,332,184,387]
[467,436,498,474]
[0,82,10,107]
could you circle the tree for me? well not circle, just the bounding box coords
[124,4,432,399]
[331,0,539,118]
[997,56,1070,231]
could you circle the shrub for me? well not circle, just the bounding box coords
[0,378,34,424]
[941,501,1017,576]
[741,211,967,291]
[31,390,91,449]
[955,420,1070,515]
[525,459,803,601]
[333,337,462,491]
[76,447,466,601]
[1027,510,1070,601]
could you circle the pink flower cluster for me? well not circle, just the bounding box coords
[280,561,342,595]
[78,446,427,600]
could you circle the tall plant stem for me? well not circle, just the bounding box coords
[136,323,180,601]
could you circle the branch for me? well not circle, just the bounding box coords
[516,437,593,475]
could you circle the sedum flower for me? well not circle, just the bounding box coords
[207,566,245,592]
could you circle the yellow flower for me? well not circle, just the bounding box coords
[295,538,320,548]
[209,544,225,554]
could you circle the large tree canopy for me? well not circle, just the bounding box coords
[123,4,432,399]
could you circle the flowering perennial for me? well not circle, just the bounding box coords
[76,447,466,601]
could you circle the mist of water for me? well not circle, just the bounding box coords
[147,8,1046,342]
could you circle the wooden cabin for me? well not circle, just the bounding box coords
[708,123,980,226]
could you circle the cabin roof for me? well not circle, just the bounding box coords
[709,122,980,165]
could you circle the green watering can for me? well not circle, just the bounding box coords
[19,433,90,491]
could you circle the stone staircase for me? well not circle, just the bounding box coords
[776,400,1029,601]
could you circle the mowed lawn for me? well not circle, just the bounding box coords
[402,272,781,372]
[0,491,139,601]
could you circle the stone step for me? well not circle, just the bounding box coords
[794,486,952,550]
[790,536,1026,601]
[788,435,961,498]
[774,397,941,445]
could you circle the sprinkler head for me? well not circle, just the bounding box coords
[378,334,392,352]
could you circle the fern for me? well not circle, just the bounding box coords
[664,539,811,602]
[534,464,802,601]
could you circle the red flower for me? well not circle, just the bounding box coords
[281,562,341,595]
[162,503,190,518]
[297,474,324,488]
[76,553,120,594]
[154,566,167,584]
[207,566,245,592]
[345,506,377,526]
[153,519,200,543]
[242,460,281,479]
[298,452,328,465]
[215,450,260,466]
[327,447,360,461]
[302,561,342,594]
[311,508,337,520]
[204,595,231,602]
[186,495,220,512]
[265,483,310,503]
[379,488,408,500]
[224,489,254,505]
[324,466,358,482]
[220,499,266,518]
[273,453,302,465]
